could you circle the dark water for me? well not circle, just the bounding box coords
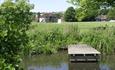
[23,51,115,70]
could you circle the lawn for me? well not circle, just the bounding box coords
[30,22,115,33]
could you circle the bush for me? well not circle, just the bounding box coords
[107,7,115,20]
[0,58,15,70]
[27,24,80,55]
[80,27,115,54]
[0,0,33,69]
[27,28,65,54]
[27,24,115,55]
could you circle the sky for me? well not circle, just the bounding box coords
[0,0,73,12]
[30,0,72,12]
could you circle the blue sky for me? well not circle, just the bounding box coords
[30,0,72,12]
[0,0,73,12]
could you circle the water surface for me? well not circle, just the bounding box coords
[23,51,115,70]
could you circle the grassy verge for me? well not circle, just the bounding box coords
[31,22,115,32]
[25,22,115,55]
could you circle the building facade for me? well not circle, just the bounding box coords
[39,12,58,23]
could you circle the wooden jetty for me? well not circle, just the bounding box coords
[68,44,101,62]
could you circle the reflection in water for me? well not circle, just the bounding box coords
[23,51,68,70]
[23,51,115,70]
[28,63,68,70]
[100,64,111,70]
[69,62,99,70]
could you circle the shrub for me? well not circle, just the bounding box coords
[0,0,33,69]
[107,7,115,20]
[27,24,115,55]
[80,27,115,54]
[0,58,15,70]
[27,24,80,55]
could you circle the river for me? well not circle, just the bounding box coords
[23,51,115,70]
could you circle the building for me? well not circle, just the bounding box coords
[39,12,58,23]
[96,15,108,21]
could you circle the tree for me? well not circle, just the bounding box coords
[107,7,115,20]
[76,8,97,21]
[67,0,115,21]
[67,0,115,7]
[36,12,40,22]
[32,12,40,22]
[64,7,76,22]
[55,12,63,19]
[0,0,33,69]
[69,0,99,21]
[96,0,115,7]
[99,9,109,15]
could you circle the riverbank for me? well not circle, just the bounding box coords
[25,22,115,55]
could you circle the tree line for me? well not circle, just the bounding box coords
[64,0,115,22]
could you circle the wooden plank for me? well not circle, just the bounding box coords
[68,44,100,55]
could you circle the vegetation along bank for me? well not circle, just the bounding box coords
[26,22,115,55]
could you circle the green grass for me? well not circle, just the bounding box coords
[30,22,115,33]
[26,22,115,54]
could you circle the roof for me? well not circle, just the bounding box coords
[40,13,56,18]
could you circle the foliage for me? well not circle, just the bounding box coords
[98,9,109,15]
[32,12,40,22]
[107,7,115,20]
[27,29,63,54]
[28,23,115,55]
[80,26,115,54]
[0,57,17,70]
[67,0,115,21]
[68,0,99,21]
[54,12,63,19]
[67,0,115,7]
[76,8,98,21]
[96,0,115,7]
[65,24,80,44]
[32,12,37,21]
[27,24,79,55]
[64,7,76,22]
[0,0,33,69]
[37,12,41,22]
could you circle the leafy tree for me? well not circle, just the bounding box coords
[0,0,33,69]
[64,7,76,22]
[99,9,109,15]
[107,7,115,20]
[36,12,40,22]
[74,0,99,21]
[96,0,115,7]
[32,12,40,22]
[55,12,63,19]
[67,0,115,21]
[67,0,115,7]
